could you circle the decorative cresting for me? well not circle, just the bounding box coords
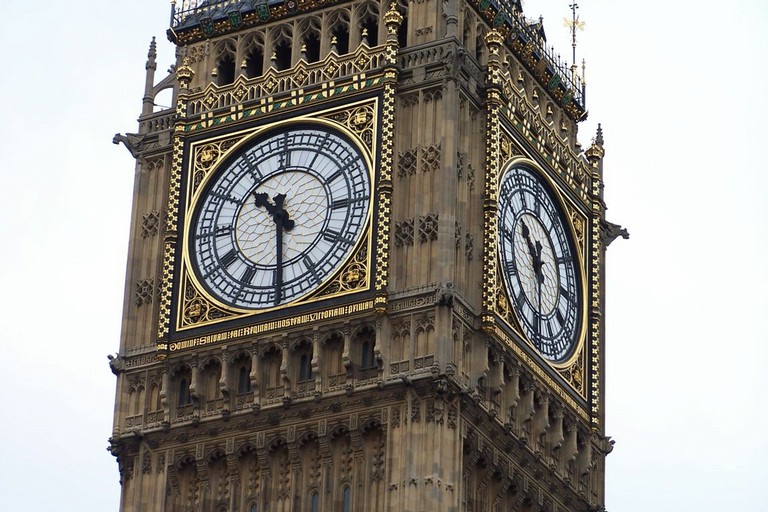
[157,59,196,358]
[171,0,365,45]
[481,30,505,329]
[499,81,592,204]
[465,0,587,121]
[183,45,387,132]
[373,2,403,313]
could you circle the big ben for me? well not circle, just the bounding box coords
[109,0,624,511]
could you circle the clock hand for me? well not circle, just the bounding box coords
[253,192,295,306]
[521,220,545,282]
[522,220,546,346]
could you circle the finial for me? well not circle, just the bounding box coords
[176,56,195,89]
[361,28,369,46]
[384,2,403,36]
[146,37,157,71]
[330,36,338,54]
[585,123,605,162]
[563,3,586,83]
[300,44,307,61]
[595,123,604,146]
[270,52,277,68]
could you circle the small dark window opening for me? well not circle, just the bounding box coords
[462,22,471,49]
[342,486,351,512]
[303,33,321,62]
[217,54,236,85]
[245,48,264,78]
[361,340,376,369]
[310,492,319,512]
[237,365,251,394]
[475,35,484,63]
[275,40,292,71]
[397,14,408,48]
[299,353,313,382]
[178,378,190,405]
[361,17,378,46]
[249,504,258,512]
[333,25,350,54]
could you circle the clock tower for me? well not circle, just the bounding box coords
[110,1,624,511]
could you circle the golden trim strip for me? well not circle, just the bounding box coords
[169,300,375,352]
[490,325,589,421]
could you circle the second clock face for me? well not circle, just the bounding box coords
[190,124,371,310]
[497,166,582,362]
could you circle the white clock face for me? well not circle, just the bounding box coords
[190,125,371,309]
[497,166,582,362]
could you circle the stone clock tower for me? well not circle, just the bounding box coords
[110,1,624,511]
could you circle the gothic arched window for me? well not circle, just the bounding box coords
[217,53,236,85]
[238,365,251,394]
[178,378,191,405]
[299,353,313,382]
[342,486,351,512]
[310,491,319,512]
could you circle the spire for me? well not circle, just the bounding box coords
[146,36,157,71]
[585,123,605,163]
[142,37,158,115]
[595,123,604,147]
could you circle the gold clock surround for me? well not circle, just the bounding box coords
[162,98,389,340]
[493,156,589,399]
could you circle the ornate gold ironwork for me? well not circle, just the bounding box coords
[322,104,376,152]
[316,242,369,297]
[181,274,233,326]
[191,137,242,195]
[481,31,505,326]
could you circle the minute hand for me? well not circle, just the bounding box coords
[521,220,545,284]
[253,192,295,306]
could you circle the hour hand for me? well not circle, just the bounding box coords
[521,220,537,257]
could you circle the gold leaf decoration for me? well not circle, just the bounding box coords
[181,275,232,327]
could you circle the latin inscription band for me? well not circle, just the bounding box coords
[169,300,374,351]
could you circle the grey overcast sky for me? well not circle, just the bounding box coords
[0,1,766,510]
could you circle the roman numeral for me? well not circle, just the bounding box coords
[241,266,256,284]
[303,255,321,284]
[215,225,233,237]
[331,198,350,210]
[555,309,565,327]
[196,225,232,240]
[560,285,572,302]
[504,260,517,276]
[323,229,353,246]
[219,249,238,269]
[326,168,344,183]
[210,191,240,204]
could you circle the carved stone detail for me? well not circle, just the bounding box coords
[465,233,474,260]
[397,149,417,177]
[420,143,441,173]
[135,278,155,307]
[395,218,415,247]
[141,210,161,238]
[418,213,439,243]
